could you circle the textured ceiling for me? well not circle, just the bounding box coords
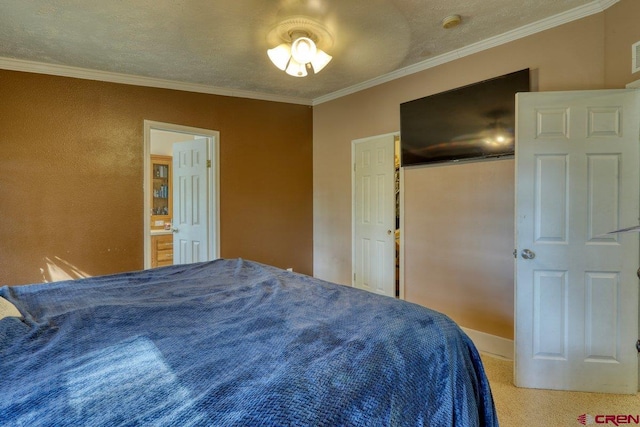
[0,0,615,103]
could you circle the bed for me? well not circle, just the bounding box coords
[0,258,498,426]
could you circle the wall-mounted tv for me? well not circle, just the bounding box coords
[400,69,530,167]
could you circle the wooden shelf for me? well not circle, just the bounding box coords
[150,155,172,229]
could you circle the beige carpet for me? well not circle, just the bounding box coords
[481,353,640,426]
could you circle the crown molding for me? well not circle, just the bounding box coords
[0,57,313,106]
[312,0,620,105]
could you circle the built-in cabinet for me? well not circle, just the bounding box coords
[151,234,173,267]
[150,154,173,267]
[151,155,172,230]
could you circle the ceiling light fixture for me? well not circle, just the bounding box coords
[267,17,333,77]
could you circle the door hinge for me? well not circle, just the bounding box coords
[207,160,211,168]
[353,273,356,282]
[513,249,517,259]
[353,163,356,172]
[636,339,640,353]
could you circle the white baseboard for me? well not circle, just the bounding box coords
[462,327,514,360]
[626,79,640,89]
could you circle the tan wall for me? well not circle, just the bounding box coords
[604,0,640,88]
[0,70,313,285]
[313,0,640,340]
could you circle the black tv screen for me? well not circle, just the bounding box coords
[400,69,530,167]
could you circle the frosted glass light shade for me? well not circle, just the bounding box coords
[285,58,308,77]
[310,49,332,73]
[290,37,317,64]
[267,44,291,71]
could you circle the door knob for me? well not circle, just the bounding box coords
[387,230,393,235]
[521,249,536,259]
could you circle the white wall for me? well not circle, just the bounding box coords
[150,129,196,155]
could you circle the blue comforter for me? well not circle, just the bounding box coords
[0,258,498,426]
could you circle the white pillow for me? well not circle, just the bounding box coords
[0,296,21,319]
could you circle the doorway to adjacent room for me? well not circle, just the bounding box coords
[143,120,220,269]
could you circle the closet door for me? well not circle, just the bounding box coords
[353,134,396,298]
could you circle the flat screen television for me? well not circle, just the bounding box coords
[400,69,530,167]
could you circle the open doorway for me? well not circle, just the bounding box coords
[143,121,220,269]
[394,134,403,299]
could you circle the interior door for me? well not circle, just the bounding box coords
[353,134,396,297]
[515,89,640,394]
[172,138,208,264]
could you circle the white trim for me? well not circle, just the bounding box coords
[143,121,220,269]
[0,57,311,106]
[633,41,640,74]
[462,327,514,361]
[143,126,152,268]
[627,79,640,89]
[312,0,619,105]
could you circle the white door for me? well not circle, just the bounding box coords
[515,89,640,394]
[353,134,396,297]
[173,138,208,264]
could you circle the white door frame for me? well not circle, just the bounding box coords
[143,120,220,269]
[351,132,404,298]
